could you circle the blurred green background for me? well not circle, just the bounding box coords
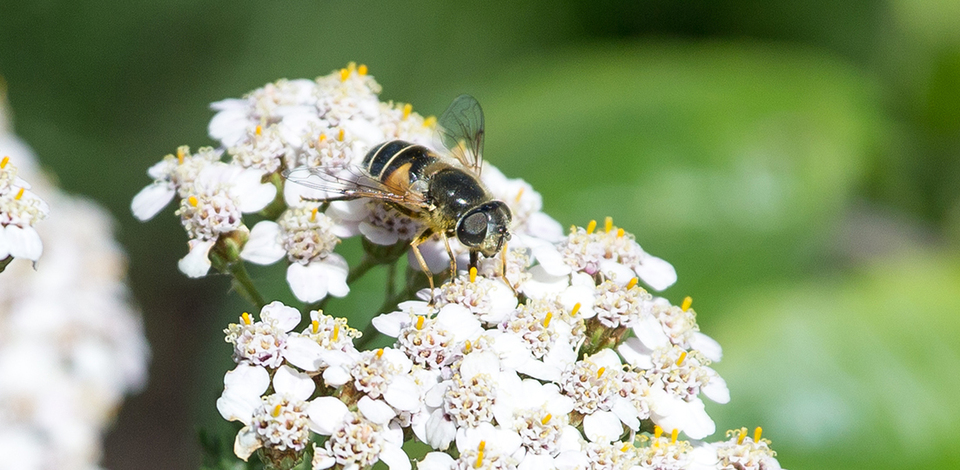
[3,0,960,468]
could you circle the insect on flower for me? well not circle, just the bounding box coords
[284,95,512,293]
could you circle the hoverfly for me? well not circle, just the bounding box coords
[284,95,512,293]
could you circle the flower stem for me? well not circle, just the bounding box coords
[228,261,266,310]
[0,256,11,273]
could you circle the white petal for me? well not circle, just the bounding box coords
[598,260,636,286]
[5,225,42,261]
[234,168,277,212]
[287,262,329,302]
[526,212,565,242]
[177,239,214,278]
[131,182,176,221]
[284,336,325,371]
[312,447,337,469]
[380,443,411,470]
[358,396,396,425]
[233,425,262,461]
[520,265,570,299]
[322,365,352,387]
[586,348,622,369]
[240,221,286,265]
[307,397,350,435]
[691,331,723,362]
[359,221,400,245]
[634,254,677,291]
[384,376,421,412]
[435,304,482,342]
[217,364,269,424]
[372,311,409,338]
[632,314,670,350]
[319,254,350,297]
[417,452,455,470]
[519,454,555,470]
[582,411,623,443]
[209,99,252,146]
[424,409,456,450]
[702,369,730,404]
[611,397,640,431]
[257,302,301,332]
[273,365,315,401]
[617,337,654,369]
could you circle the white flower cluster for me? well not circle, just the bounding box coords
[0,154,48,264]
[0,96,149,469]
[138,64,783,469]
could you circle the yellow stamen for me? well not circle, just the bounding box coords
[681,296,692,311]
[0,156,8,168]
[569,225,577,235]
[402,103,412,120]
[604,216,613,233]
[15,188,24,200]
[474,441,485,468]
[358,64,368,75]
[586,219,597,234]
[424,116,437,128]
[737,428,747,445]
[319,133,327,143]
[311,207,318,222]
[347,61,357,72]
[654,425,663,439]
[272,404,282,417]
[416,316,425,330]
[333,324,339,341]
[597,366,605,378]
[464,340,472,353]
[616,228,624,238]
[754,426,763,442]
[177,147,185,164]
[469,266,477,283]
[514,186,525,203]
[338,128,344,141]
[311,320,319,334]
[241,312,252,325]
[543,312,552,328]
[621,443,630,452]
[626,277,638,289]
[188,196,199,207]
[255,125,262,136]
[541,414,552,425]
[676,351,687,366]
[376,348,384,358]
[339,68,350,81]
[671,428,678,444]
[571,303,581,316]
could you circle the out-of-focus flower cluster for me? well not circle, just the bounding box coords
[0,90,149,469]
[132,64,783,469]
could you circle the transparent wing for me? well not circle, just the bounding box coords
[437,94,485,175]
[283,165,429,208]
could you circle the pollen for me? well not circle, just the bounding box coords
[626,277,638,289]
[319,134,327,143]
[464,340,473,353]
[424,116,437,128]
[541,413,552,425]
[571,302,581,316]
[514,187,525,203]
[676,351,687,366]
[312,320,319,334]
[543,311,552,328]
[671,428,678,444]
[333,323,340,341]
[255,125,262,136]
[402,103,412,120]
[358,64,368,75]
[616,228,624,238]
[654,425,664,440]
[416,316,425,330]
[681,296,692,311]
[241,312,252,325]
[188,196,199,207]
[376,348,384,359]
[338,128,344,141]
[14,188,24,200]
[0,156,8,168]
[737,427,747,445]
[604,216,613,233]
[310,207,318,222]
[272,404,282,417]
[347,61,357,72]
[597,367,606,378]
[177,147,186,164]
[587,219,597,234]
[339,68,350,81]
[754,426,763,442]
[475,440,486,468]
[469,266,477,283]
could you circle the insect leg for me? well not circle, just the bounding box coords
[410,227,436,303]
[500,242,518,297]
[469,250,479,270]
[440,232,457,281]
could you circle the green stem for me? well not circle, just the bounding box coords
[0,256,11,274]
[229,261,266,310]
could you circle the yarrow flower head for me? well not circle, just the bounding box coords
[137,63,788,469]
[0,155,48,264]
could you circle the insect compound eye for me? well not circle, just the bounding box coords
[457,211,488,247]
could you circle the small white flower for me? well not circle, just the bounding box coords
[491,298,578,382]
[710,428,784,470]
[559,221,677,291]
[131,146,221,221]
[223,301,302,368]
[0,156,48,261]
[309,396,411,470]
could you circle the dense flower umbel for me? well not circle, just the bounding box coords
[0,156,48,262]
[148,64,786,469]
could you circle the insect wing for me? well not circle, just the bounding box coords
[438,94,485,175]
[283,165,428,207]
